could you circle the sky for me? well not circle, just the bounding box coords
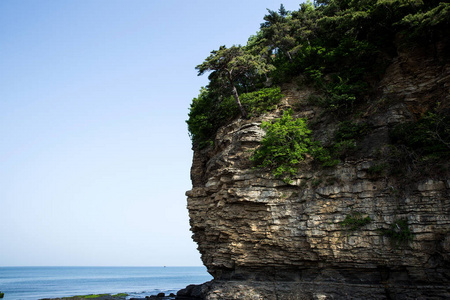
[0,0,304,267]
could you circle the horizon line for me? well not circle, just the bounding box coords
[0,265,205,268]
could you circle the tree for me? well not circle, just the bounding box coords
[196,45,274,118]
[261,5,298,62]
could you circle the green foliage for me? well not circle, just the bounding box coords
[196,45,274,79]
[251,109,316,183]
[239,86,283,117]
[335,121,370,142]
[332,139,358,158]
[0,291,4,298]
[386,109,450,178]
[187,87,283,148]
[390,110,450,158]
[398,2,450,40]
[196,45,275,118]
[339,212,372,231]
[379,218,413,247]
[284,39,375,113]
[186,87,237,149]
[314,121,371,164]
[310,146,340,167]
[263,0,447,110]
[367,163,388,176]
[188,0,448,152]
[328,121,370,158]
[251,109,336,181]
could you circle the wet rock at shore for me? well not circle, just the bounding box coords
[175,284,205,299]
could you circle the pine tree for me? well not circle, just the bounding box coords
[196,45,274,118]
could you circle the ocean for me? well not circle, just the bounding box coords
[0,266,212,300]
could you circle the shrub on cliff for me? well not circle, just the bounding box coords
[187,87,237,149]
[240,87,283,118]
[378,218,413,248]
[187,86,283,149]
[390,110,450,158]
[387,108,450,177]
[251,109,326,183]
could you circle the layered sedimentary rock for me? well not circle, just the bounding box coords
[185,43,450,299]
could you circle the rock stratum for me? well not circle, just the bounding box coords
[184,42,450,299]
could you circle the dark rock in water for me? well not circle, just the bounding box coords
[42,295,128,300]
[145,292,175,300]
[176,283,206,299]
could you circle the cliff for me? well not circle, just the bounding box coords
[184,40,450,299]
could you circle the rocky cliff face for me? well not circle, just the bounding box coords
[185,42,450,299]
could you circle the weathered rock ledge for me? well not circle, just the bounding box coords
[177,279,450,300]
[185,43,450,299]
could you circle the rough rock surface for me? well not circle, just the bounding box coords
[185,43,450,299]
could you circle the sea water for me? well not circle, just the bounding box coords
[0,266,212,300]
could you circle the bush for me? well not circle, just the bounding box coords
[332,139,358,158]
[367,163,388,176]
[186,87,237,149]
[310,146,340,167]
[390,110,450,158]
[187,87,283,149]
[314,121,371,165]
[335,121,371,142]
[379,218,413,247]
[240,86,283,117]
[339,212,372,232]
[251,109,325,183]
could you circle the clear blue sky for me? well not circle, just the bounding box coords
[0,0,304,266]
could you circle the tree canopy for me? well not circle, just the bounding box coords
[187,0,450,148]
[196,45,274,118]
